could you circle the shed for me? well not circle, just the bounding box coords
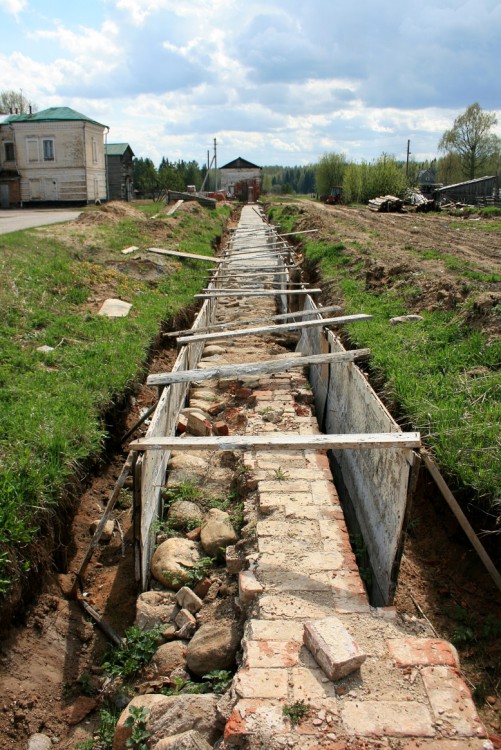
[105,143,135,201]
[434,176,499,206]
[219,157,262,202]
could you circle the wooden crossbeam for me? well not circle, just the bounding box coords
[147,349,370,386]
[177,314,372,345]
[147,247,221,263]
[129,432,421,452]
[163,304,343,338]
[194,289,321,299]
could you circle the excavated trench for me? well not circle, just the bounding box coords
[0,204,497,749]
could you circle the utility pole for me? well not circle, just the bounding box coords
[406,139,411,177]
[213,138,217,192]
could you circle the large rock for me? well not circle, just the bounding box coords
[151,641,187,677]
[135,591,178,630]
[200,508,238,557]
[186,621,241,676]
[113,695,165,750]
[167,500,203,530]
[113,694,222,750]
[27,735,52,750]
[151,538,202,590]
[153,730,213,750]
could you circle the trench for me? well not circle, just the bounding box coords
[0,203,496,749]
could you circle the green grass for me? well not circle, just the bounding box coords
[0,203,230,597]
[270,206,501,517]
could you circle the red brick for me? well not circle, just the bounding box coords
[224,699,287,744]
[234,668,288,699]
[421,666,486,738]
[239,570,264,604]
[244,640,300,668]
[388,638,460,668]
[213,420,229,436]
[304,616,367,680]
[402,741,496,749]
[341,700,435,737]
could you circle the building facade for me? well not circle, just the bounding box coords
[105,143,134,201]
[0,107,108,205]
[219,157,262,201]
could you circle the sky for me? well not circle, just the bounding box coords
[1,0,500,169]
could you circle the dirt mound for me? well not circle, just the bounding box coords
[77,201,147,225]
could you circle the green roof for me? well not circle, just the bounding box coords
[3,106,107,128]
[106,143,134,156]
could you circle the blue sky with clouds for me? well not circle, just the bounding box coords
[1,0,500,168]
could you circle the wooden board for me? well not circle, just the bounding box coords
[146,349,370,386]
[147,247,221,263]
[130,432,421,451]
[177,313,372,345]
[194,289,321,299]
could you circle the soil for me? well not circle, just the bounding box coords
[0,201,500,749]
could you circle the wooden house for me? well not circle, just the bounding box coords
[219,157,262,201]
[434,175,499,206]
[0,106,108,205]
[105,143,134,201]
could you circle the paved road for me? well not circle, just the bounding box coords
[0,208,81,235]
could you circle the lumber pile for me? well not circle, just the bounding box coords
[368,195,403,213]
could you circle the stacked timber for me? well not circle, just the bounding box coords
[368,195,403,213]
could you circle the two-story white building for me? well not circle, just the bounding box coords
[0,106,108,206]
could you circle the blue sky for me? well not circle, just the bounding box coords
[1,0,500,168]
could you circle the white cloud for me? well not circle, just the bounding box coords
[0,0,27,15]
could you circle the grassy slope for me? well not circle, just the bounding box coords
[0,202,230,594]
[268,204,500,519]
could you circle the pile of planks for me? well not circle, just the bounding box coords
[368,195,403,213]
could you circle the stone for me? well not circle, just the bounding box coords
[152,730,213,750]
[89,518,115,542]
[203,345,227,356]
[98,298,132,317]
[65,695,98,725]
[239,570,264,604]
[27,734,52,750]
[167,500,203,530]
[225,545,243,574]
[168,453,207,471]
[151,641,187,676]
[151,538,202,590]
[135,591,179,630]
[186,621,241,676]
[187,412,212,437]
[175,608,197,630]
[36,345,55,353]
[176,586,203,614]
[303,616,367,680]
[113,694,222,749]
[200,508,239,557]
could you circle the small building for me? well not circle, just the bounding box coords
[219,157,262,202]
[434,175,499,205]
[0,106,108,205]
[105,143,134,201]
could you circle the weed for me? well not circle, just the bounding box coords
[76,740,94,750]
[102,626,162,680]
[124,705,150,750]
[283,700,311,725]
[78,671,95,696]
[162,556,215,589]
[162,481,202,505]
[203,669,233,694]
[97,705,120,750]
[273,467,290,481]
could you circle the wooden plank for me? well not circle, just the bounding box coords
[166,199,184,216]
[177,314,372,345]
[279,229,319,237]
[163,305,343,337]
[422,451,501,593]
[202,286,305,293]
[194,289,322,299]
[146,247,221,263]
[129,432,422,452]
[147,349,370,386]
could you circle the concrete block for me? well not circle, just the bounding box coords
[303,616,367,680]
[175,587,204,614]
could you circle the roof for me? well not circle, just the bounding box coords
[106,143,134,157]
[3,106,107,128]
[436,175,496,192]
[221,156,261,170]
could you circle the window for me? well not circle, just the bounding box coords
[4,142,15,161]
[27,138,39,162]
[43,139,55,161]
[92,137,98,163]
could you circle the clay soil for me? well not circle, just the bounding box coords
[0,201,499,748]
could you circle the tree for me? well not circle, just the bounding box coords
[315,153,346,197]
[0,90,37,115]
[438,103,501,181]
